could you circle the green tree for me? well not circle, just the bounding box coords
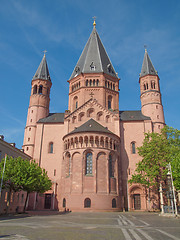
[0,156,52,212]
[129,131,170,190]
[162,126,180,190]
[129,126,180,208]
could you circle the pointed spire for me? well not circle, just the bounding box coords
[140,49,158,78]
[32,53,51,81]
[69,25,118,80]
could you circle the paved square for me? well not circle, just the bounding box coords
[0,212,179,240]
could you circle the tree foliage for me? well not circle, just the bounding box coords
[162,126,180,190]
[129,126,180,191]
[0,156,52,212]
[129,131,170,189]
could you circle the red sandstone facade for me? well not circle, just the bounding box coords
[23,23,165,212]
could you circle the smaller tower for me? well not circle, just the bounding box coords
[139,49,165,132]
[23,53,52,157]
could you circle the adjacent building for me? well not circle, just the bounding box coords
[0,135,31,214]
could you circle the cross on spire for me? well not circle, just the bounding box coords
[144,45,147,52]
[89,92,94,98]
[43,50,47,56]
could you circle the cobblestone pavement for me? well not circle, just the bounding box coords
[0,212,179,240]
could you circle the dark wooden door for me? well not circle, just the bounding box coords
[134,194,141,210]
[44,194,51,209]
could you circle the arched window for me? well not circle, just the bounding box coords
[49,142,53,153]
[90,136,94,147]
[146,83,148,90]
[106,115,110,123]
[105,81,107,88]
[79,136,83,147]
[38,85,43,94]
[110,82,112,89]
[85,152,92,175]
[108,96,112,109]
[79,112,85,121]
[87,108,94,117]
[151,81,156,89]
[73,96,78,110]
[109,154,114,177]
[93,79,96,86]
[63,198,66,208]
[84,198,91,208]
[112,198,116,208]
[100,137,104,148]
[33,85,37,94]
[86,80,88,86]
[97,111,103,121]
[84,136,88,147]
[131,142,136,154]
[144,84,146,90]
[96,79,99,86]
[113,84,115,90]
[90,79,92,86]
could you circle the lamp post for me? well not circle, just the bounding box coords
[159,182,164,214]
[167,163,178,216]
[0,154,7,198]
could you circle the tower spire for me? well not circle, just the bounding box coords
[69,23,118,80]
[140,49,157,78]
[33,53,51,81]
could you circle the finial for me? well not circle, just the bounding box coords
[144,45,147,52]
[93,16,96,27]
[43,50,47,56]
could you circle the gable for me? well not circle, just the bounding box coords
[65,98,119,136]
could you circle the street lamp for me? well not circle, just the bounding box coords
[167,163,178,216]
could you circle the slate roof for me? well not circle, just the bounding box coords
[32,54,51,81]
[66,118,114,136]
[119,111,151,121]
[38,113,64,123]
[140,49,158,78]
[69,26,118,80]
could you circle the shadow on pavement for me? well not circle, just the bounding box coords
[0,210,71,220]
[0,213,31,221]
[26,210,71,216]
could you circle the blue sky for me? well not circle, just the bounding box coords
[0,0,180,149]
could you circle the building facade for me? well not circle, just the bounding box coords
[23,22,165,212]
[0,135,31,214]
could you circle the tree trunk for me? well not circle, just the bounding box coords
[5,189,11,214]
[23,192,29,213]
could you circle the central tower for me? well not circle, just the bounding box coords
[68,21,120,113]
[60,21,122,212]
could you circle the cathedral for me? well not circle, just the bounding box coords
[23,20,165,212]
